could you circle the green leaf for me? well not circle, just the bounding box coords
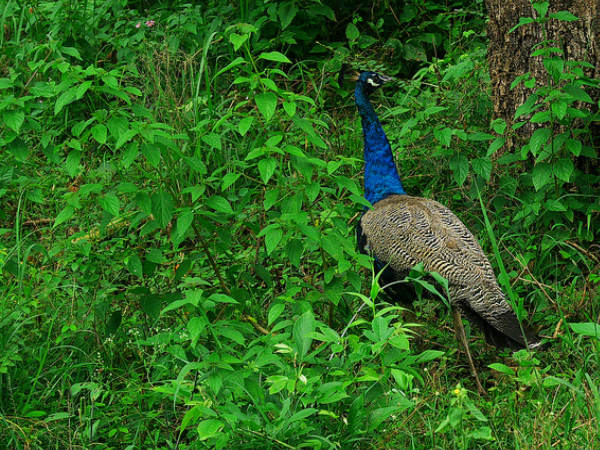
[471,157,492,181]
[65,150,81,177]
[569,322,600,338]
[202,133,221,150]
[530,110,551,123]
[487,137,506,156]
[238,116,254,136]
[208,293,238,304]
[3,110,24,133]
[549,10,579,21]
[283,101,296,117]
[54,87,77,115]
[258,157,277,184]
[91,124,107,144]
[491,118,506,135]
[99,193,120,216]
[221,173,241,191]
[564,85,593,103]
[529,128,551,156]
[54,206,75,228]
[206,195,234,214]
[173,209,194,246]
[449,153,469,186]
[278,2,298,29]
[140,294,162,320]
[293,311,315,362]
[488,362,514,376]
[553,158,573,182]
[415,350,444,363]
[126,254,143,278]
[551,101,567,119]
[76,80,92,99]
[141,143,161,168]
[265,226,283,255]
[151,191,175,227]
[546,199,566,211]
[255,92,277,121]
[229,33,248,51]
[346,22,359,41]
[268,303,285,326]
[532,162,553,190]
[285,239,303,268]
[259,51,291,63]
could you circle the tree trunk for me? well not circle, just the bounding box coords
[485,0,599,147]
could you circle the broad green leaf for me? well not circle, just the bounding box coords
[549,10,579,21]
[268,303,285,326]
[76,80,92,99]
[553,158,573,182]
[91,124,107,144]
[265,227,283,255]
[293,311,315,362]
[530,111,551,123]
[278,2,298,29]
[151,191,174,227]
[206,195,234,214]
[3,110,24,133]
[564,85,593,103]
[258,157,277,184]
[471,157,492,181]
[54,206,75,228]
[546,199,566,211]
[208,293,238,304]
[65,150,81,177]
[140,294,161,319]
[54,87,78,115]
[487,137,506,156]
[569,322,600,338]
[229,33,248,51]
[99,193,120,216]
[532,162,553,190]
[491,118,506,135]
[528,127,551,156]
[202,132,221,150]
[415,350,444,363]
[283,101,296,117]
[126,254,143,278]
[238,116,254,136]
[255,92,277,121]
[173,209,194,246]
[259,51,291,63]
[221,172,241,191]
[346,22,359,41]
[449,153,469,186]
[488,362,514,376]
[551,100,567,119]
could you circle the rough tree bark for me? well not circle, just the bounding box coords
[485,0,599,147]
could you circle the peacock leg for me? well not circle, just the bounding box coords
[452,307,486,395]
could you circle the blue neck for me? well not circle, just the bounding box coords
[355,83,405,205]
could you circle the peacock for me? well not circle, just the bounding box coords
[353,71,542,392]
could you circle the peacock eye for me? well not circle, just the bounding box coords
[366,77,379,87]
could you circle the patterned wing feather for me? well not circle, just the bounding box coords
[359,195,539,349]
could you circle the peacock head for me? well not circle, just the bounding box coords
[356,71,395,96]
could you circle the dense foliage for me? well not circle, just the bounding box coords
[1,0,598,449]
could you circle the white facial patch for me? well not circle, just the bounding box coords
[367,78,380,87]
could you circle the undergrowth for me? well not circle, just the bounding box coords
[0,0,598,449]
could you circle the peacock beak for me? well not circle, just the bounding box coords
[349,71,360,82]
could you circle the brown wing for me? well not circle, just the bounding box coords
[360,195,535,347]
